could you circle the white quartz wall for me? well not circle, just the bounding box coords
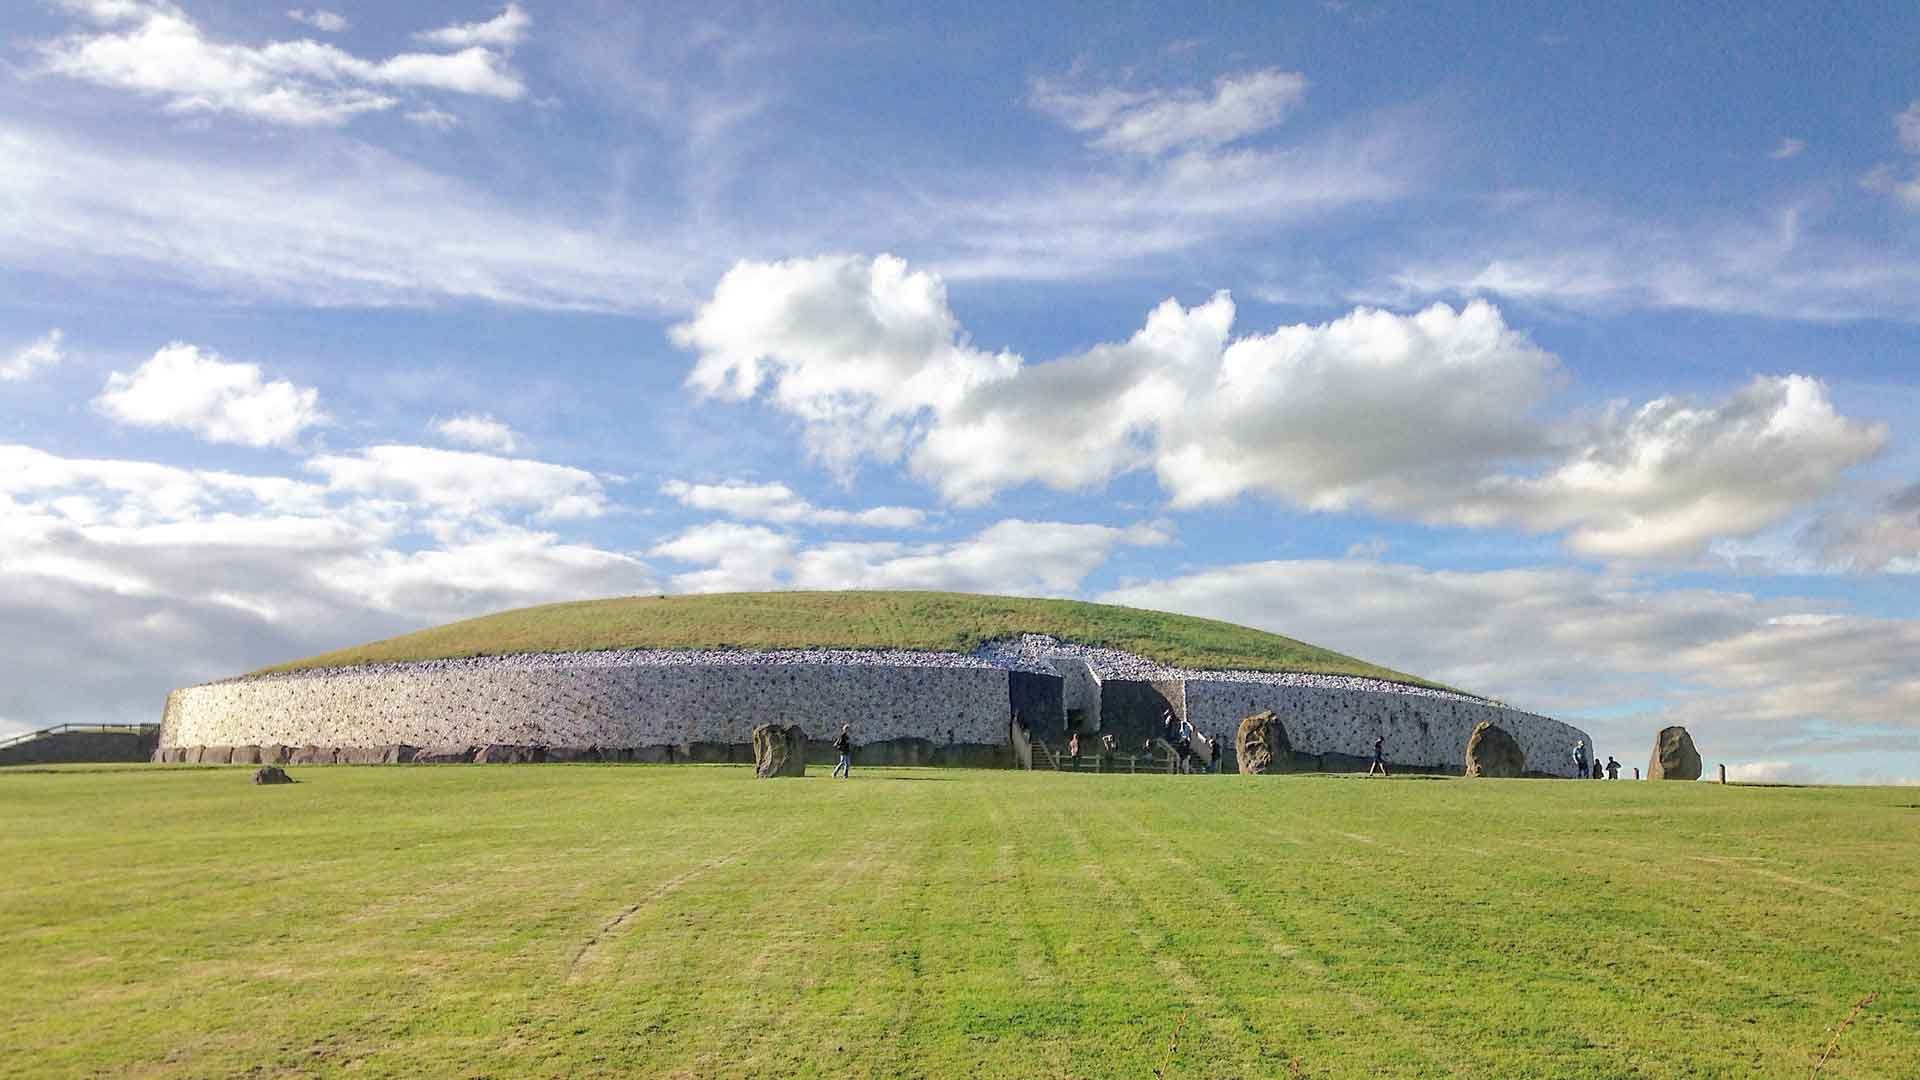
[1183,681,1592,777]
[160,659,1591,777]
[160,663,1015,750]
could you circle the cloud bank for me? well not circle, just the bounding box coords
[678,254,1885,558]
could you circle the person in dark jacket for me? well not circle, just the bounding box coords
[832,724,853,779]
[1605,755,1620,780]
[1366,735,1389,777]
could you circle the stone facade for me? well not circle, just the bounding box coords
[161,662,1016,756]
[1181,681,1592,778]
[157,649,1590,777]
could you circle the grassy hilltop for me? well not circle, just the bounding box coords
[262,590,1449,689]
[2,766,1913,1077]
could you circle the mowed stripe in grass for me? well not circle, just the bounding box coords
[1,766,1914,1078]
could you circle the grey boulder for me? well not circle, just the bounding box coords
[1463,721,1525,778]
[1648,726,1702,781]
[752,723,807,777]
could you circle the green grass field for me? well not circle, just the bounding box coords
[3,766,1914,1078]
[263,591,1452,690]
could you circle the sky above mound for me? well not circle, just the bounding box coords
[3,1,1918,785]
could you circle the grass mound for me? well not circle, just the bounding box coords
[260,590,1447,688]
[3,766,1913,1077]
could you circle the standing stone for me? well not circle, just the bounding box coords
[752,723,807,778]
[251,766,293,785]
[1236,710,1292,775]
[1463,721,1525,778]
[1648,726,1702,780]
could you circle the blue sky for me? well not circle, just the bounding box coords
[4,0,1919,784]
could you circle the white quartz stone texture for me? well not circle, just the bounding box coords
[162,663,1014,750]
[1182,681,1592,777]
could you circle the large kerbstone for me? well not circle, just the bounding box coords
[752,723,807,778]
[289,745,336,765]
[1463,721,1525,778]
[229,745,263,766]
[1648,726,1701,781]
[1236,710,1292,774]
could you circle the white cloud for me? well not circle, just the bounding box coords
[286,9,348,33]
[648,522,796,593]
[1861,163,1920,209]
[320,525,651,618]
[406,106,459,129]
[674,254,1019,476]
[1345,536,1389,560]
[415,4,531,50]
[924,118,1407,282]
[1724,760,1818,784]
[1390,200,1920,322]
[307,445,607,520]
[1030,68,1309,157]
[1454,375,1886,558]
[2,329,64,381]
[1807,482,1920,572]
[680,254,1883,557]
[1768,136,1806,160]
[433,413,522,453]
[95,343,324,449]
[37,2,524,127]
[1098,558,1920,766]
[0,441,651,737]
[661,479,926,528]
[794,519,1170,594]
[0,122,695,311]
[53,0,153,25]
[1899,101,1920,155]
[650,517,1168,595]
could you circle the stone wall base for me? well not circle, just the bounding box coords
[152,742,1013,767]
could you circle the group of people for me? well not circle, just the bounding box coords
[1160,709,1216,773]
[1573,740,1622,779]
[1056,709,1217,773]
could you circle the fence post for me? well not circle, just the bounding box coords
[1718,763,1727,784]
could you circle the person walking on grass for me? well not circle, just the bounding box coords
[1605,755,1620,780]
[1573,740,1588,780]
[832,724,853,779]
[1366,735,1389,777]
[1067,732,1082,770]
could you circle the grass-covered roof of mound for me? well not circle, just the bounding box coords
[260,590,1451,690]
